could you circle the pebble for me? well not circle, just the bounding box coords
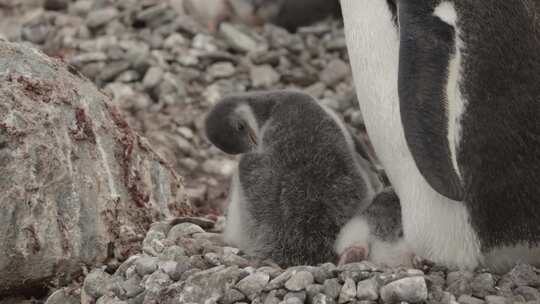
[320,59,349,86]
[356,278,379,301]
[514,285,540,301]
[142,66,164,89]
[250,64,280,88]
[447,271,474,297]
[220,22,265,53]
[86,8,119,28]
[484,295,508,304]
[122,276,145,298]
[168,223,205,240]
[222,288,247,304]
[324,278,342,299]
[306,284,325,302]
[313,293,337,304]
[285,271,315,291]
[134,256,158,276]
[264,290,281,304]
[236,272,271,300]
[471,273,496,298]
[457,295,485,304]
[379,277,428,303]
[208,61,236,79]
[338,278,357,303]
[44,288,79,304]
[507,264,540,287]
[83,269,112,299]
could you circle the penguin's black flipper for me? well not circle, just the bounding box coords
[397,0,464,201]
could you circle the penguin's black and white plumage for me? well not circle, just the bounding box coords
[205,90,382,266]
[341,0,540,271]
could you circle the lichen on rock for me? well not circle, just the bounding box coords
[0,40,190,296]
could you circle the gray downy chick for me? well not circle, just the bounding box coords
[205,90,381,266]
[335,187,412,267]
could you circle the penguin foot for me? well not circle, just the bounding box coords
[337,245,369,266]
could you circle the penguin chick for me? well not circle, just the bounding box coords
[205,90,381,266]
[335,187,412,267]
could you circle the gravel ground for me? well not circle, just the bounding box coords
[1,0,540,303]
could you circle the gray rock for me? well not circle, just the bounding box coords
[96,295,128,304]
[222,252,251,268]
[285,271,315,291]
[323,278,342,299]
[135,256,158,276]
[236,272,271,300]
[338,278,357,304]
[220,23,267,53]
[264,291,281,304]
[471,273,496,298]
[284,291,307,303]
[283,297,303,304]
[379,277,428,303]
[250,65,280,88]
[306,284,325,303]
[159,245,188,262]
[83,269,112,299]
[87,8,119,28]
[122,276,144,298]
[204,252,223,266]
[349,111,364,128]
[168,223,205,240]
[221,288,246,304]
[457,295,485,304]
[136,3,170,23]
[447,271,474,297]
[158,261,180,280]
[144,270,172,296]
[142,230,167,257]
[99,61,132,82]
[208,62,236,79]
[507,264,540,287]
[70,52,108,65]
[337,262,376,273]
[21,18,50,44]
[484,295,508,304]
[45,288,80,304]
[313,293,337,304]
[304,82,327,99]
[266,270,294,291]
[356,278,379,301]
[514,286,540,301]
[179,266,243,303]
[143,66,164,89]
[320,59,349,86]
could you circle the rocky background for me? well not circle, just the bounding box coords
[1,0,540,303]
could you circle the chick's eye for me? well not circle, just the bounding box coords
[236,123,245,131]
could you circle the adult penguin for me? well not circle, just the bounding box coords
[340,0,540,271]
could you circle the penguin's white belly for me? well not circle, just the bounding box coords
[341,0,482,270]
[223,168,250,249]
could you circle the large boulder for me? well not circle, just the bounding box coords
[0,40,191,296]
